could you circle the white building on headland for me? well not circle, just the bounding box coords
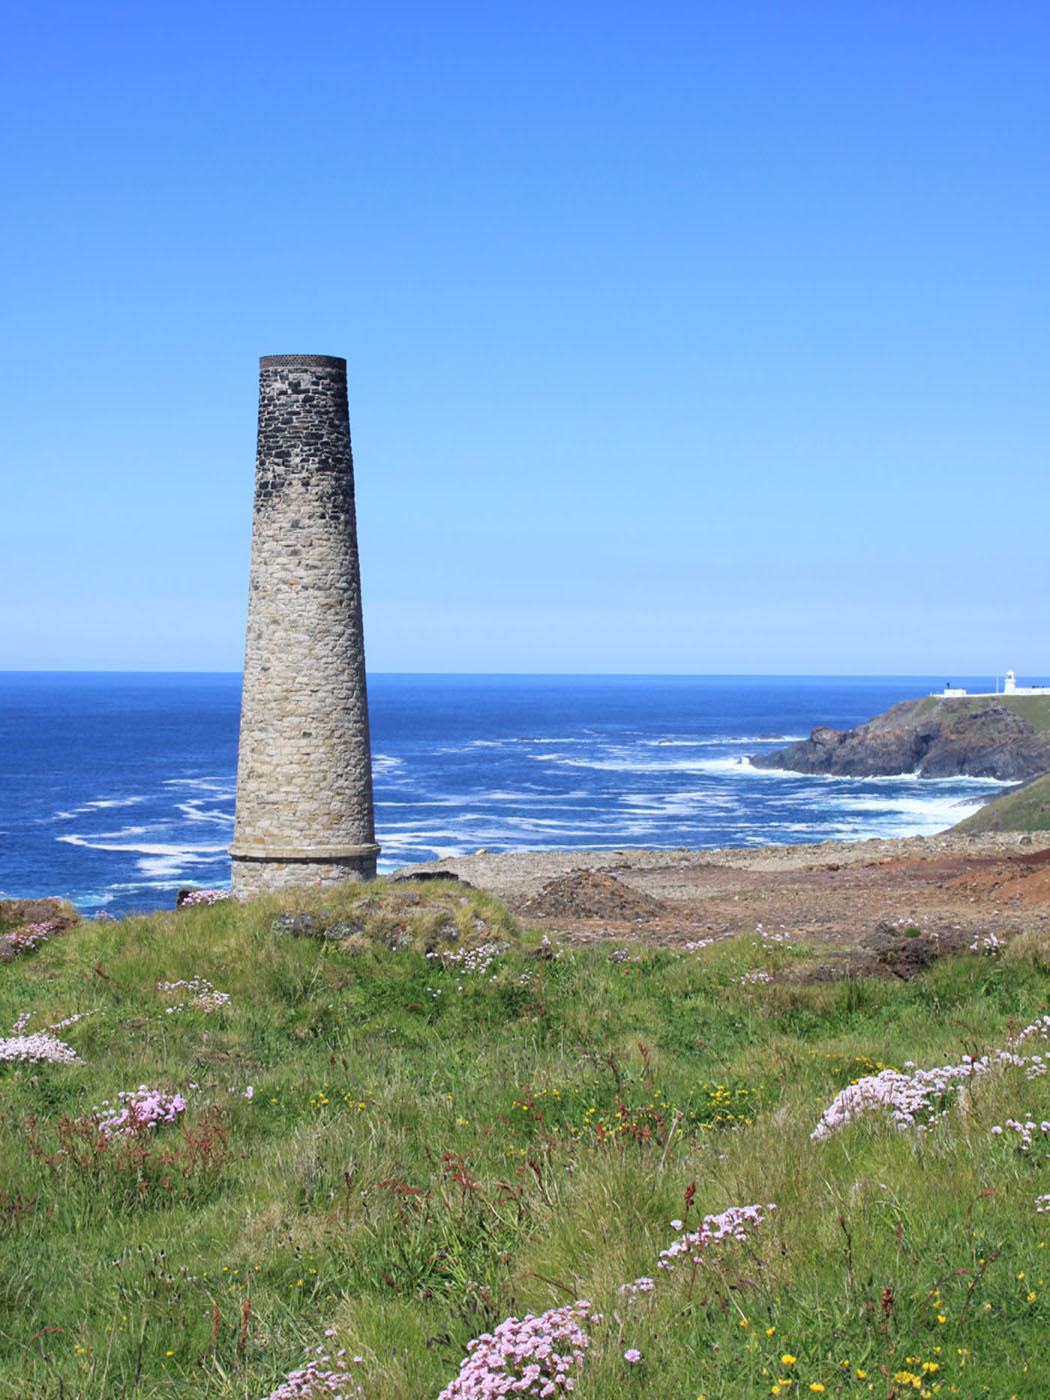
[937,670,1050,698]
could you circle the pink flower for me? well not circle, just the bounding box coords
[623,1348,642,1363]
[438,1302,592,1398]
[94,1086,187,1140]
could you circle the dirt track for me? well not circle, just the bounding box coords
[398,832,1050,971]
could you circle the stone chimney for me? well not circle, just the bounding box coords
[230,354,379,896]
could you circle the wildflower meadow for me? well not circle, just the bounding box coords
[1,880,1050,1397]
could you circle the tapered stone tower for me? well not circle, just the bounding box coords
[230,354,379,897]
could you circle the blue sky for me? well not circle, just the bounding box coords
[3,1,1047,673]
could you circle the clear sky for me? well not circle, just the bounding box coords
[3,1,1047,674]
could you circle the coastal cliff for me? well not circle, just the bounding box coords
[751,694,1050,782]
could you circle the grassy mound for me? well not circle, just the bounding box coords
[954,771,1050,834]
[2,881,1050,1396]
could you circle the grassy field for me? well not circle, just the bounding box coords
[3,880,1050,1398]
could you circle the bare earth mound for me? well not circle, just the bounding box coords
[519,869,667,922]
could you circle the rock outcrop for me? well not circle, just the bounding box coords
[751,697,1050,782]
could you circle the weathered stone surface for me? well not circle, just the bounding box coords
[269,912,362,941]
[270,913,320,937]
[751,698,1050,782]
[230,355,379,896]
[0,897,71,925]
[323,921,366,941]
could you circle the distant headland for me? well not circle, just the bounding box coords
[751,676,1050,833]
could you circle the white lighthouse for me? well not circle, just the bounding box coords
[935,670,1050,698]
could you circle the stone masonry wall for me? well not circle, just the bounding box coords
[230,354,379,895]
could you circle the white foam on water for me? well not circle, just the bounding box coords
[836,793,975,817]
[384,815,630,848]
[380,799,610,835]
[175,801,235,827]
[68,884,148,911]
[161,777,236,795]
[477,789,590,804]
[87,825,152,840]
[54,796,149,819]
[618,793,738,818]
[136,849,227,878]
[379,839,474,861]
[509,736,596,745]
[531,752,761,777]
[376,795,474,810]
[493,814,613,833]
[88,864,230,905]
[57,834,230,857]
[740,761,812,779]
[372,754,404,771]
[378,791,601,815]
[75,892,113,909]
[792,769,1011,789]
[640,739,710,748]
[378,820,470,835]
[640,735,806,748]
[817,789,989,838]
[389,813,605,838]
[744,764,1014,792]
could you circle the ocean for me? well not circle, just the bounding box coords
[0,673,1010,916]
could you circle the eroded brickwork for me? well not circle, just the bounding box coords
[230,354,379,895]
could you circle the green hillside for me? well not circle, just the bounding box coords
[954,770,1050,834]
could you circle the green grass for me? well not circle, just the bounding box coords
[953,771,1050,834]
[2,883,1050,1397]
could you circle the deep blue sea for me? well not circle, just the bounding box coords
[0,673,1012,916]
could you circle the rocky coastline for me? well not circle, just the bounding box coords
[750,694,1050,782]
